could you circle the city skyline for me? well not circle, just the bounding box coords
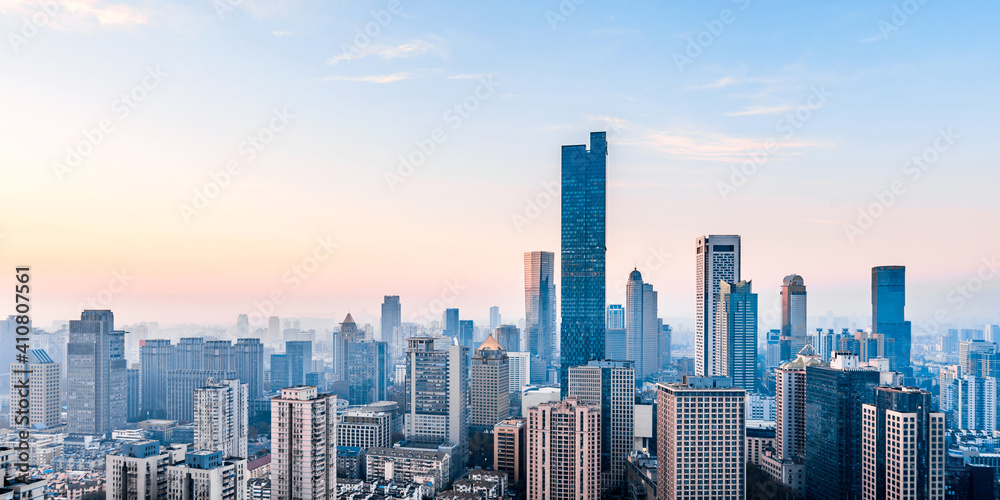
[3,3,999,330]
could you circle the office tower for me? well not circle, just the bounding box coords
[507,351,531,393]
[660,321,673,369]
[202,340,231,371]
[527,398,601,500]
[959,340,997,376]
[140,339,173,419]
[955,375,998,431]
[524,251,556,369]
[765,329,782,372]
[490,306,501,334]
[940,329,960,354]
[444,308,460,338]
[128,367,142,422]
[105,440,173,500]
[494,418,527,489]
[715,280,758,392]
[268,316,280,344]
[67,309,127,435]
[780,275,808,360]
[607,304,625,330]
[495,324,521,353]
[270,354,290,391]
[285,340,312,387]
[470,335,510,429]
[987,324,1000,343]
[337,410,392,449]
[345,340,390,406]
[862,387,945,500]
[403,336,469,471]
[765,346,825,494]
[656,377,746,500]
[560,131,607,394]
[459,320,475,350]
[165,450,248,500]
[695,235,741,377]
[237,314,249,338]
[871,266,912,376]
[381,295,401,345]
[605,304,627,362]
[270,386,338,500]
[167,370,236,422]
[176,338,205,370]
[194,379,249,459]
[337,313,362,380]
[568,360,635,496]
[626,269,659,381]
[234,338,264,399]
[805,352,882,500]
[9,349,60,429]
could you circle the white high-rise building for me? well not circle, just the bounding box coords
[9,349,61,429]
[106,440,174,500]
[955,375,998,432]
[337,410,392,449]
[695,235,741,377]
[165,450,248,500]
[270,386,338,500]
[404,336,469,472]
[507,352,531,393]
[656,377,746,500]
[626,269,659,381]
[194,379,249,460]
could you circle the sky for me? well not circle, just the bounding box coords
[1,0,999,335]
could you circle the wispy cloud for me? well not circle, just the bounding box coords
[319,72,419,84]
[271,30,293,37]
[859,34,886,43]
[0,0,147,27]
[629,128,824,162]
[447,73,488,80]
[326,37,446,65]
[685,75,783,90]
[727,104,795,116]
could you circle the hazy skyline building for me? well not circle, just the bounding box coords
[495,324,521,354]
[345,339,390,406]
[234,338,264,399]
[626,269,659,381]
[872,266,912,376]
[381,295,401,345]
[285,340,312,387]
[524,250,556,372]
[780,275,808,361]
[444,308,459,338]
[695,235,741,378]
[67,309,127,435]
[490,306,501,335]
[560,131,607,394]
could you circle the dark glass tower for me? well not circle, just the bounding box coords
[444,308,460,338]
[872,266,911,376]
[285,340,312,386]
[560,131,607,393]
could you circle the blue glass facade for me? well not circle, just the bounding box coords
[872,266,911,375]
[560,131,607,393]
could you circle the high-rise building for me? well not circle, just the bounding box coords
[167,370,236,423]
[381,295,401,345]
[345,340,390,406]
[234,338,264,399]
[605,304,627,362]
[203,340,232,371]
[659,321,673,370]
[270,386,338,500]
[194,379,249,459]
[336,313,363,380]
[525,251,556,370]
[780,275,808,361]
[237,314,249,338]
[459,320,475,351]
[105,440,173,500]
[805,351,882,500]
[959,340,997,376]
[765,345,826,494]
[955,375,998,432]
[527,398,601,500]
[165,450,248,500]
[494,418,527,490]
[140,339,174,420]
[127,367,142,422]
[176,338,205,370]
[444,308,460,338]
[403,336,469,472]
[470,335,510,429]
[67,310,127,435]
[270,354,290,391]
[626,269,659,381]
[987,324,1000,343]
[560,131,607,394]
[268,316,280,345]
[9,349,60,429]
[715,280,758,392]
[337,410,392,449]
[695,235,741,377]
[568,360,634,496]
[285,340,312,387]
[507,351,531,394]
[871,266,912,376]
[656,377,746,500]
[495,325,521,354]
[862,387,945,500]
[490,306,501,335]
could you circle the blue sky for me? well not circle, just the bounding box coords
[1,0,998,333]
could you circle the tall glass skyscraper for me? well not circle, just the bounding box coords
[716,280,758,392]
[695,235,741,377]
[524,251,556,370]
[444,308,460,338]
[780,274,808,361]
[381,295,401,347]
[872,265,911,376]
[560,131,607,394]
